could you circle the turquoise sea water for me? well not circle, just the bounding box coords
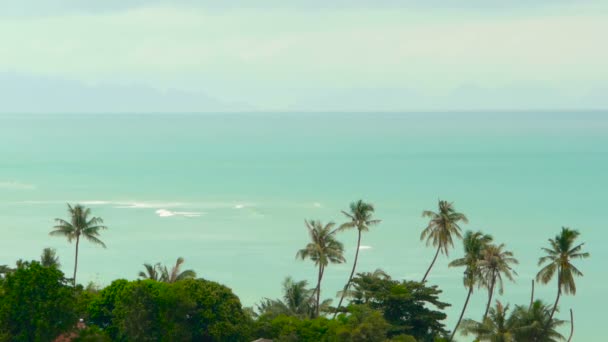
[1,112,606,340]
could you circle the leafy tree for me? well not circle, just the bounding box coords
[349,272,450,341]
[40,247,61,268]
[113,280,165,341]
[479,244,518,321]
[296,220,346,317]
[448,230,492,341]
[334,200,381,317]
[87,279,129,340]
[420,200,468,283]
[536,227,589,321]
[511,300,565,341]
[50,204,107,286]
[0,261,76,341]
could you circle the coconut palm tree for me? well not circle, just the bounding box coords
[461,300,516,342]
[420,200,468,283]
[257,277,316,318]
[479,243,518,321]
[511,300,565,342]
[138,262,162,281]
[296,220,346,317]
[40,248,60,268]
[448,230,493,342]
[160,257,196,283]
[333,200,381,318]
[536,227,589,321]
[49,203,107,286]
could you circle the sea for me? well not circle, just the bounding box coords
[0,112,606,340]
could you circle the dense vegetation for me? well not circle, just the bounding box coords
[0,200,589,341]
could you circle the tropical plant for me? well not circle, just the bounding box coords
[536,227,589,320]
[420,200,468,283]
[448,230,493,342]
[461,300,516,342]
[511,300,565,341]
[256,277,317,319]
[479,243,518,321]
[40,247,61,268]
[334,200,380,317]
[138,257,196,283]
[49,204,107,286]
[296,220,346,317]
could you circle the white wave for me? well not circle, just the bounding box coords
[155,209,203,218]
[234,204,245,209]
[313,202,322,208]
[358,245,372,250]
[0,181,35,190]
[80,200,111,205]
[114,201,183,209]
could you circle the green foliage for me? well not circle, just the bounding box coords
[0,261,77,342]
[138,257,197,283]
[349,272,449,341]
[87,279,129,340]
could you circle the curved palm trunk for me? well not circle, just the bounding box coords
[549,280,561,321]
[73,235,80,286]
[421,245,441,283]
[333,229,362,319]
[450,285,473,342]
[567,308,574,342]
[530,279,535,309]
[483,272,496,321]
[315,264,324,317]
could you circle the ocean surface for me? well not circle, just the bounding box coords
[1,112,606,340]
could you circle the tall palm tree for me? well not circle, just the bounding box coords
[511,300,565,342]
[160,257,196,283]
[333,200,381,318]
[536,227,589,321]
[49,204,107,286]
[448,230,493,342]
[461,300,516,342]
[421,200,468,283]
[40,248,61,268]
[296,220,346,317]
[479,243,518,321]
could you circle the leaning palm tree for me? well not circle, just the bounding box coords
[421,200,468,283]
[333,200,381,318]
[49,204,107,286]
[448,230,493,342]
[479,243,518,321]
[536,227,589,321]
[296,220,346,317]
[138,262,162,281]
[511,300,565,341]
[40,248,61,268]
[160,257,197,283]
[461,300,516,342]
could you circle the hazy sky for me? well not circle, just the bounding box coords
[1,1,607,112]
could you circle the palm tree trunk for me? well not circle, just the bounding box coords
[316,263,324,318]
[549,280,561,321]
[450,285,473,342]
[421,245,441,283]
[483,273,496,321]
[333,229,362,319]
[567,308,574,342]
[73,235,80,286]
[530,279,535,309]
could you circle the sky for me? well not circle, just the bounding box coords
[0,0,607,112]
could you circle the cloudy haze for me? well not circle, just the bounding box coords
[1,1,607,112]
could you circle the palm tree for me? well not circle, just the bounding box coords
[333,200,380,318]
[461,300,516,342]
[511,300,565,341]
[479,243,518,321]
[420,200,468,283]
[257,277,315,318]
[40,248,60,268]
[536,227,589,321]
[448,230,493,342]
[138,262,162,281]
[49,204,107,286]
[139,258,196,283]
[296,220,345,317]
[160,257,196,283]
